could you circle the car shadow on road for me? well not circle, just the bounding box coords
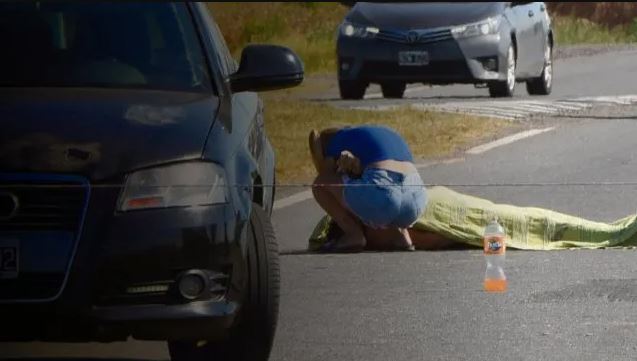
[402,94,491,101]
[310,95,491,103]
[280,243,474,256]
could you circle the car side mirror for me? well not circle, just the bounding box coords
[229,45,304,93]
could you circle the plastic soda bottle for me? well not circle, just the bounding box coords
[483,217,507,292]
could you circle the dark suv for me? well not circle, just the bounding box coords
[0,2,302,361]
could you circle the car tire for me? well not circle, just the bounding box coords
[488,45,516,98]
[168,203,280,361]
[339,80,367,100]
[526,40,553,96]
[381,82,406,98]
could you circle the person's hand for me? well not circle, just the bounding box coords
[336,150,362,177]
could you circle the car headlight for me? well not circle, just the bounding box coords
[451,17,501,39]
[340,21,379,38]
[118,162,228,211]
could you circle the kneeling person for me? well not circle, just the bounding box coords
[310,125,427,251]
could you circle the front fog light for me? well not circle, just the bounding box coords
[118,162,228,211]
[178,271,208,300]
[485,58,497,71]
[478,57,498,72]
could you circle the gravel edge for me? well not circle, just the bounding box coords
[554,43,637,60]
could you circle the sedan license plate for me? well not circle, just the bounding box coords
[398,51,429,66]
[0,239,19,279]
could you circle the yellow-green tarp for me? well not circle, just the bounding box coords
[309,186,637,251]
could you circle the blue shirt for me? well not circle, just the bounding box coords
[325,125,413,168]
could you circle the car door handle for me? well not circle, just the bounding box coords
[528,10,535,17]
[540,4,546,12]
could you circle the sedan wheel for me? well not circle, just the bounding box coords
[168,204,280,361]
[526,40,553,95]
[488,45,516,98]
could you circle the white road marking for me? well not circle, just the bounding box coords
[455,105,529,117]
[576,95,637,105]
[550,102,591,111]
[273,189,314,210]
[466,127,555,155]
[509,103,560,112]
[355,94,637,120]
[349,104,400,111]
[424,105,529,119]
[411,103,526,119]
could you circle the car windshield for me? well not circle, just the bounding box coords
[0,2,211,91]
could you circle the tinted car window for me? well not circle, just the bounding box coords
[0,2,212,92]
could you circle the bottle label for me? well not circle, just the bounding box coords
[484,235,506,255]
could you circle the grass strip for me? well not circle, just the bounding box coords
[553,16,637,45]
[263,98,513,185]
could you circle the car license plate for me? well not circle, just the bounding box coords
[0,239,19,279]
[398,51,429,66]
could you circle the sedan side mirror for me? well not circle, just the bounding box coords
[229,44,304,93]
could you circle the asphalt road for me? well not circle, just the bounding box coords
[4,47,637,360]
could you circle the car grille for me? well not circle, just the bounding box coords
[0,175,89,301]
[376,28,453,44]
[0,179,87,232]
[361,60,471,79]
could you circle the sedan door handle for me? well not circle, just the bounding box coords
[528,10,535,17]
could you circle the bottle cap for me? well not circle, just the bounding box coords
[485,215,505,236]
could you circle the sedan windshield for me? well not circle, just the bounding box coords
[0,2,211,91]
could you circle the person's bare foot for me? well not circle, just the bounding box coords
[363,227,414,251]
[392,228,415,251]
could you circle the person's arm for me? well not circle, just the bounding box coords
[309,128,343,175]
[309,129,323,174]
[336,150,362,178]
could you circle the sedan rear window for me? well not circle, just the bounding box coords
[0,2,212,92]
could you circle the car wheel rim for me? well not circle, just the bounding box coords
[507,47,515,92]
[544,44,552,88]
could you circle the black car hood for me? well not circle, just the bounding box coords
[0,88,219,181]
[347,2,505,29]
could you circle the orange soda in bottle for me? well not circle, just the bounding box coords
[483,217,507,292]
